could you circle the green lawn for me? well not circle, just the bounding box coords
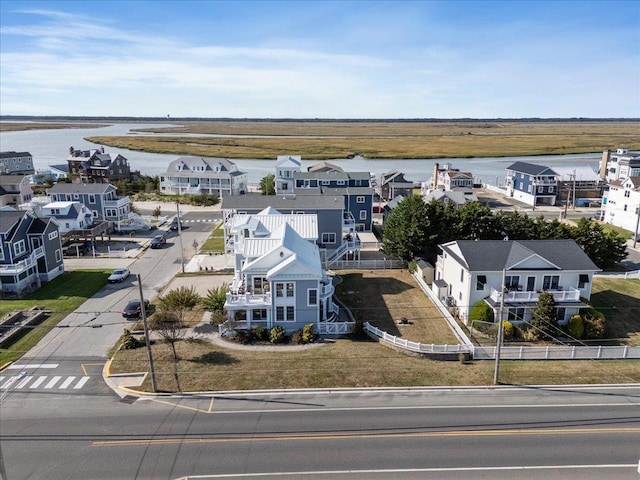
[0,270,110,364]
[200,221,225,252]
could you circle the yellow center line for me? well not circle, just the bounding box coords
[92,426,640,447]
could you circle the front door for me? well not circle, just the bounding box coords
[526,276,535,292]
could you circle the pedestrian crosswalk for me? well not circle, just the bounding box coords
[1,370,91,392]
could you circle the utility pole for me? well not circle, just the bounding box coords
[572,170,576,210]
[137,274,157,393]
[634,202,640,249]
[493,269,506,385]
[177,202,185,273]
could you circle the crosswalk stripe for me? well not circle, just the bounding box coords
[16,376,34,389]
[59,376,76,389]
[0,376,20,390]
[74,376,90,389]
[30,376,47,388]
[7,363,59,369]
[44,376,62,389]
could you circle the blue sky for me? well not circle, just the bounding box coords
[1,1,638,118]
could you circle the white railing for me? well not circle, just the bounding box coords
[225,292,272,307]
[365,323,470,355]
[0,247,43,274]
[473,345,640,360]
[107,247,126,258]
[318,322,354,335]
[330,259,404,270]
[489,286,580,303]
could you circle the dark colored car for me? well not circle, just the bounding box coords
[170,218,183,231]
[121,299,150,319]
[149,234,166,248]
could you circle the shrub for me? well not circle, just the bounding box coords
[269,326,286,344]
[567,314,585,339]
[254,325,268,342]
[121,329,143,349]
[203,283,229,313]
[351,319,365,335]
[290,330,303,345]
[302,323,317,344]
[210,311,226,325]
[234,329,253,345]
[519,326,539,342]
[581,307,607,339]
[502,321,515,339]
[469,301,494,324]
[408,259,417,273]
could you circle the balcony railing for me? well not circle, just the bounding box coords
[489,286,580,303]
[0,246,43,275]
[225,292,272,308]
[103,197,129,208]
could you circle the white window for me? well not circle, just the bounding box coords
[55,249,61,262]
[321,180,330,185]
[357,196,365,203]
[538,186,543,193]
[337,180,346,186]
[252,309,267,320]
[89,194,96,203]
[359,210,367,220]
[0,244,4,260]
[275,282,294,297]
[322,232,336,243]
[549,186,554,192]
[14,240,26,256]
[276,306,295,322]
[308,289,318,306]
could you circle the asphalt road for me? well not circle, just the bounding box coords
[1,385,639,479]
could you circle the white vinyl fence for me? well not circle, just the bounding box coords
[474,344,640,360]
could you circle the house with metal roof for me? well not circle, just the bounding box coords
[221,193,358,266]
[160,156,247,197]
[433,239,600,325]
[41,201,93,234]
[221,208,343,335]
[505,161,558,207]
[0,210,64,296]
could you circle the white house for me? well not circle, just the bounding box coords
[41,201,93,234]
[221,207,343,335]
[160,157,247,197]
[599,148,640,183]
[0,175,33,208]
[433,239,600,325]
[275,155,302,195]
[602,176,640,237]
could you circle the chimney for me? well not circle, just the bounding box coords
[433,163,439,188]
[599,150,610,180]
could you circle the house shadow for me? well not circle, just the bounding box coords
[589,288,640,343]
[335,272,414,337]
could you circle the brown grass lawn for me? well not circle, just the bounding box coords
[82,120,640,160]
[109,271,640,393]
[334,269,458,345]
[591,278,640,346]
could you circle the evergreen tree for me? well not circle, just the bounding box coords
[570,218,627,269]
[259,174,276,195]
[382,194,430,261]
[530,291,559,340]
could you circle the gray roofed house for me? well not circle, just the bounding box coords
[505,161,558,207]
[0,210,64,296]
[378,170,414,200]
[0,151,34,175]
[0,175,32,208]
[433,239,599,325]
[47,182,130,223]
[67,146,133,183]
[423,188,478,207]
[160,156,247,197]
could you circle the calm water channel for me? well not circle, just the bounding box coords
[0,123,601,186]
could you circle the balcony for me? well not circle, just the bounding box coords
[104,196,129,209]
[225,291,271,308]
[489,286,580,304]
[0,247,43,275]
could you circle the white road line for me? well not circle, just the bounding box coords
[30,376,47,388]
[7,363,59,369]
[0,376,20,390]
[44,376,62,389]
[59,376,76,389]
[16,376,34,389]
[74,376,90,389]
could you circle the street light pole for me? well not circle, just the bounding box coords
[634,202,640,250]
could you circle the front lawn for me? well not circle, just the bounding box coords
[200,221,225,252]
[0,270,110,364]
[591,277,640,346]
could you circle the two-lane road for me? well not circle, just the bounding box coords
[1,385,639,479]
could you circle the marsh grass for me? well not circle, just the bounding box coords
[85,120,640,159]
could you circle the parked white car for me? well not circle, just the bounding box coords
[108,268,130,283]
